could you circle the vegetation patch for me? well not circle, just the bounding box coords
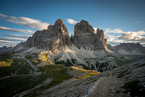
[122,80,145,97]
[0,74,49,97]
[0,54,33,78]
[25,53,42,65]
[107,55,133,66]
[24,64,72,97]
[72,66,100,79]
[54,58,74,67]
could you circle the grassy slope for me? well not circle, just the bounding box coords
[0,54,33,78]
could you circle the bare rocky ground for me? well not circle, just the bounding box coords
[34,59,145,97]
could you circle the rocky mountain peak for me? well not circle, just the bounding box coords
[74,19,95,35]
[55,19,63,24]
[80,20,89,25]
[72,20,107,50]
[97,28,104,41]
[25,19,71,53]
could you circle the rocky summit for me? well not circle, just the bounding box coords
[72,20,107,50]
[25,19,72,53]
[20,19,107,53]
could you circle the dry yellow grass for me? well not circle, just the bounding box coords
[72,66,100,79]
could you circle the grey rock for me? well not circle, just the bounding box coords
[25,19,72,53]
[73,20,107,50]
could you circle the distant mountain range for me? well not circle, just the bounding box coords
[0,45,14,53]
[107,43,145,55]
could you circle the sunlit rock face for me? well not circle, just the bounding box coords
[72,20,107,50]
[24,19,107,53]
[25,19,72,53]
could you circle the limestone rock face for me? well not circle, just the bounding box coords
[96,28,107,48]
[25,19,107,52]
[73,20,107,50]
[25,19,71,53]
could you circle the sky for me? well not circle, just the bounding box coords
[0,0,145,47]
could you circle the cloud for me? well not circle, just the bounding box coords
[0,40,12,43]
[105,34,120,41]
[134,21,140,24]
[3,34,31,39]
[0,26,34,33]
[93,27,97,32]
[66,19,78,24]
[0,37,26,41]
[105,28,123,34]
[119,30,145,41]
[0,40,18,47]
[104,28,145,46]
[0,13,50,30]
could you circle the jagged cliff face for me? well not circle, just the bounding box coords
[72,20,107,50]
[25,19,71,53]
[25,19,107,53]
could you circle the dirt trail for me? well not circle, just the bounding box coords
[87,71,130,97]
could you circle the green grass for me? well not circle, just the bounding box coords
[25,53,42,65]
[0,74,49,97]
[0,54,33,78]
[23,64,72,97]
[122,80,145,97]
[116,59,133,66]
[0,54,12,61]
[107,55,133,66]
[54,58,73,67]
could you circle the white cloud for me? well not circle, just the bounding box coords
[105,28,123,34]
[104,28,145,46]
[3,34,31,39]
[0,26,34,33]
[93,27,97,32]
[66,19,78,24]
[0,39,22,47]
[105,34,120,41]
[0,40,18,47]
[0,13,50,30]
[0,37,26,41]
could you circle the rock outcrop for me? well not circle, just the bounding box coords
[72,20,107,50]
[25,19,72,53]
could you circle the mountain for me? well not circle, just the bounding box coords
[107,43,145,55]
[0,45,14,53]
[25,19,72,53]
[71,20,107,50]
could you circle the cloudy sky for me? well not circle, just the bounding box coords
[0,0,145,47]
